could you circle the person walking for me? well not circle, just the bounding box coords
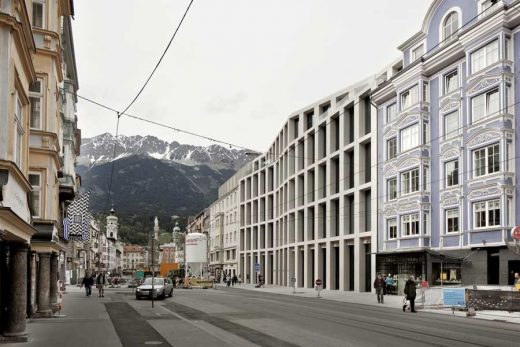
[232,275,237,286]
[403,275,417,313]
[96,271,107,297]
[80,273,94,297]
[385,274,395,295]
[373,273,385,303]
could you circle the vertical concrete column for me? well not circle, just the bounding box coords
[4,243,29,341]
[36,253,52,317]
[29,251,37,316]
[50,253,59,312]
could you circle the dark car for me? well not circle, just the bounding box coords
[135,277,174,300]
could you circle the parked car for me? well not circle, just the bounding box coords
[135,277,174,300]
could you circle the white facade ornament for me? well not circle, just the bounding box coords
[398,158,420,170]
[397,114,420,128]
[441,147,459,160]
[468,187,501,199]
[467,77,500,95]
[467,130,501,147]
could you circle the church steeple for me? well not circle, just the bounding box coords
[106,207,118,241]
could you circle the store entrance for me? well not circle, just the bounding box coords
[508,260,520,285]
[487,248,500,285]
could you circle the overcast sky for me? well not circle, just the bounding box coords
[74,0,432,152]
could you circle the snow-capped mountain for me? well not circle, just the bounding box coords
[79,133,250,170]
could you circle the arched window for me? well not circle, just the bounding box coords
[443,12,459,43]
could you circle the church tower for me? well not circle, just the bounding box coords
[106,207,118,241]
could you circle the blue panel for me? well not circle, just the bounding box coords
[470,230,503,244]
[400,238,420,248]
[386,241,398,250]
[443,236,460,247]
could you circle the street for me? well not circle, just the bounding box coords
[9,286,519,347]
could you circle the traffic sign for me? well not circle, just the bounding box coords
[290,277,296,283]
[512,226,520,241]
[254,263,260,273]
[315,278,322,286]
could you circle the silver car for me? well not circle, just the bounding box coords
[135,277,174,300]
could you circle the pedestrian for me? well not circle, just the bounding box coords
[96,271,107,297]
[385,274,394,295]
[373,273,385,303]
[232,275,237,286]
[80,272,94,297]
[226,276,231,287]
[238,274,242,285]
[403,275,417,313]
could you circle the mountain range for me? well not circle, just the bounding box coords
[78,133,251,229]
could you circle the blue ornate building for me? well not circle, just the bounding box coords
[373,0,520,287]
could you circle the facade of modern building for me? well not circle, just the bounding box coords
[238,76,379,292]
[373,0,520,288]
[208,164,250,278]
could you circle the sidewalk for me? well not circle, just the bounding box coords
[3,286,122,347]
[219,283,520,324]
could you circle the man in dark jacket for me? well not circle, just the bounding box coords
[374,273,385,303]
[96,271,107,297]
[80,273,94,297]
[403,276,417,313]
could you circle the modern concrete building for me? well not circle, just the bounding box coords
[239,76,380,292]
[373,0,520,288]
[208,164,250,278]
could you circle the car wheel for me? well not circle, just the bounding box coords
[136,295,141,300]
[161,290,166,300]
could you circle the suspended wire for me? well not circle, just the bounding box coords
[66,89,258,152]
[118,0,195,116]
[106,113,121,210]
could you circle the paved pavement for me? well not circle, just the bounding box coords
[219,283,520,324]
[3,284,519,347]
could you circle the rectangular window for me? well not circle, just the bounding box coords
[14,96,23,168]
[387,138,397,160]
[400,123,419,152]
[505,36,512,60]
[506,85,513,114]
[29,173,41,218]
[445,160,459,187]
[474,199,501,228]
[422,122,429,145]
[473,144,499,177]
[387,103,397,123]
[32,1,44,28]
[30,80,43,129]
[412,45,424,62]
[387,178,397,201]
[446,209,459,233]
[401,168,419,195]
[401,213,419,236]
[388,219,397,239]
[444,70,459,94]
[471,40,499,73]
[401,86,419,109]
[444,111,459,139]
[423,82,429,103]
[472,89,499,121]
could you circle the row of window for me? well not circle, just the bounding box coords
[386,198,506,240]
[386,143,504,200]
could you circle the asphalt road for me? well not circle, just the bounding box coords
[111,286,520,347]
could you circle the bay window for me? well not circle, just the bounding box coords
[473,144,499,177]
[401,85,419,109]
[472,89,499,121]
[29,173,42,218]
[400,123,419,152]
[471,40,499,73]
[401,168,419,195]
[401,213,419,236]
[29,79,43,129]
[474,199,500,228]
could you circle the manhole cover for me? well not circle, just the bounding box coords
[144,341,163,345]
